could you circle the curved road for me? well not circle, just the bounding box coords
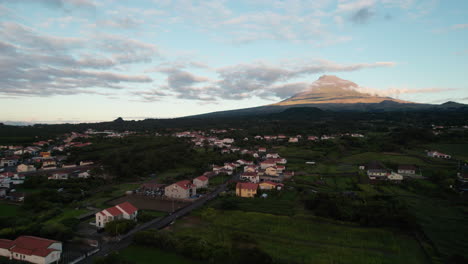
[77,174,237,264]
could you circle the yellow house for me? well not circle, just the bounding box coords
[265,166,278,176]
[236,182,258,198]
[259,181,284,190]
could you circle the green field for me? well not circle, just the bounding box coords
[173,210,427,264]
[84,183,140,208]
[0,203,20,217]
[45,208,88,224]
[120,245,200,264]
[211,190,300,216]
[340,152,427,166]
[355,182,468,262]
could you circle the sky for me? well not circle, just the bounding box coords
[0,0,467,123]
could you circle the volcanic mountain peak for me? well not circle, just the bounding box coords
[275,75,411,106]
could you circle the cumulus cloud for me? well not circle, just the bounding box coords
[0,0,96,9]
[135,59,396,102]
[0,22,156,97]
[350,8,374,24]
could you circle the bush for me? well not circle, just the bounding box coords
[104,220,136,236]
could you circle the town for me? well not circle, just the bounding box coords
[0,121,467,264]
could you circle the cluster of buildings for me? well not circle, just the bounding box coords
[252,133,364,143]
[135,175,210,200]
[427,150,451,159]
[361,162,421,182]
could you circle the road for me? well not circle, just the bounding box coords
[77,172,238,264]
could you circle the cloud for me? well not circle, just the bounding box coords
[353,86,458,97]
[135,59,396,102]
[451,24,468,30]
[350,7,374,24]
[0,0,96,9]
[0,22,156,97]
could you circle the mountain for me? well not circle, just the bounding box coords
[274,75,411,106]
[187,75,467,118]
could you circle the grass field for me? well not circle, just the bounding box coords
[355,182,468,262]
[340,152,428,166]
[45,208,88,224]
[120,245,200,264]
[0,203,20,217]
[84,183,140,208]
[211,190,300,216]
[173,210,428,264]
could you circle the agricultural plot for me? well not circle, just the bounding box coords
[173,210,427,264]
[120,245,200,264]
[0,203,20,217]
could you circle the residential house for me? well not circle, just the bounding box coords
[366,162,389,180]
[165,180,197,199]
[260,160,276,169]
[236,182,258,198]
[269,158,287,164]
[95,202,138,228]
[427,151,451,159]
[0,236,62,264]
[17,164,36,173]
[78,171,90,178]
[193,176,209,189]
[258,147,267,153]
[80,161,94,166]
[42,159,56,169]
[266,153,280,159]
[387,172,403,181]
[48,173,68,180]
[265,166,278,177]
[307,136,319,141]
[288,137,299,143]
[259,181,284,190]
[0,157,19,167]
[244,165,257,173]
[398,165,418,176]
[240,172,260,183]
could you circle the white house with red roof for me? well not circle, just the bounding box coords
[240,172,260,183]
[164,180,197,199]
[193,176,209,189]
[95,202,138,228]
[0,236,62,264]
[260,160,277,169]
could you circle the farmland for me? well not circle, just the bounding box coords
[171,210,428,264]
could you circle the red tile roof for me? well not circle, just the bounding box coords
[236,182,258,190]
[117,202,138,215]
[195,175,208,182]
[10,236,59,257]
[176,180,195,190]
[105,206,123,217]
[0,239,13,249]
[241,172,257,177]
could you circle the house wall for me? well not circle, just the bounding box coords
[259,183,275,190]
[236,188,256,198]
[193,179,208,189]
[260,163,275,169]
[165,185,193,199]
[0,248,9,258]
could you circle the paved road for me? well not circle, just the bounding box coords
[77,173,238,264]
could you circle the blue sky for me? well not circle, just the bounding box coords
[0,0,467,123]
